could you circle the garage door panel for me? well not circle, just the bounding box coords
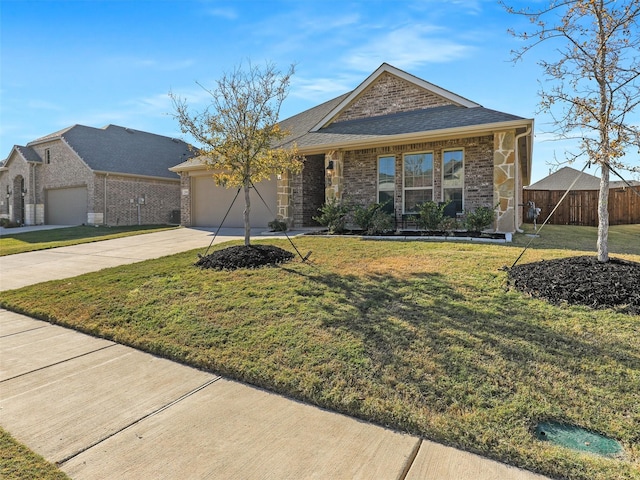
[193,177,277,228]
[46,187,88,225]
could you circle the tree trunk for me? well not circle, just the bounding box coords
[243,180,251,246]
[597,164,609,263]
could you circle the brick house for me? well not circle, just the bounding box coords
[0,124,194,226]
[172,63,534,232]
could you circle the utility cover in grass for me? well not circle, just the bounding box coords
[195,245,294,270]
[535,422,624,458]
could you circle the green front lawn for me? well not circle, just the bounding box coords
[0,225,177,256]
[0,428,70,480]
[1,227,639,479]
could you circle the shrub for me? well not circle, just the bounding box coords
[352,201,394,235]
[464,206,496,232]
[416,201,450,230]
[0,218,20,228]
[313,198,350,234]
[267,218,288,232]
[438,216,460,233]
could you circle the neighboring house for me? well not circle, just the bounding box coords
[0,124,194,226]
[524,166,640,225]
[171,63,534,232]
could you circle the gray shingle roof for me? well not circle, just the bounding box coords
[15,145,42,163]
[30,124,194,179]
[277,93,350,145]
[279,104,526,151]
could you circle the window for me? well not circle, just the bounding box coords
[45,149,51,164]
[378,155,395,213]
[403,152,433,213]
[443,149,464,213]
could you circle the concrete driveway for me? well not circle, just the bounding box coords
[1,227,283,291]
[0,227,552,479]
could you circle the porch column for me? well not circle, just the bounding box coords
[276,171,293,226]
[180,173,192,226]
[325,150,344,202]
[493,131,516,232]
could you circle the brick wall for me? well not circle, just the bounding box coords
[291,154,326,227]
[342,135,495,223]
[334,73,453,122]
[95,173,180,226]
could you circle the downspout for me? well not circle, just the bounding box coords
[104,173,108,225]
[514,126,532,233]
[31,163,36,225]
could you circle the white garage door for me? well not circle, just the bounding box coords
[192,176,277,228]
[46,187,88,225]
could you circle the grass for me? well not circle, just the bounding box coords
[1,225,639,479]
[0,225,177,256]
[513,223,640,256]
[0,428,70,480]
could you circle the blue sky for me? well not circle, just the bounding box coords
[2,0,639,183]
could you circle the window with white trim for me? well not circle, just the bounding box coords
[442,149,464,213]
[378,155,395,213]
[403,152,433,213]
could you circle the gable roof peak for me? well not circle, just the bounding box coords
[310,63,481,132]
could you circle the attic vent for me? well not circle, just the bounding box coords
[125,128,134,133]
[171,138,180,143]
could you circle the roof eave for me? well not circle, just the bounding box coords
[93,170,180,181]
[298,119,534,155]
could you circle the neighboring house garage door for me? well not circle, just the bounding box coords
[45,187,88,225]
[192,176,277,228]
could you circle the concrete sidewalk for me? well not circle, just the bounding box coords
[0,227,551,479]
[0,311,550,479]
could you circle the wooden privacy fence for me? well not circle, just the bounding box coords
[523,187,640,226]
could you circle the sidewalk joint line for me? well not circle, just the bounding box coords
[56,376,221,467]
[0,325,49,339]
[0,344,117,384]
[398,439,422,480]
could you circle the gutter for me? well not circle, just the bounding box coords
[293,119,534,155]
[93,170,180,182]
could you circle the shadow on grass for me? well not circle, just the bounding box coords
[283,265,639,428]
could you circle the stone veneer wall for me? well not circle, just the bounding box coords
[341,135,495,224]
[334,73,453,123]
[493,131,516,233]
[94,173,180,226]
[179,173,192,226]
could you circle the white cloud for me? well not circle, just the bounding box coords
[205,7,238,20]
[290,74,360,102]
[343,25,473,72]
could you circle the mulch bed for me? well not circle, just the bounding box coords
[195,244,294,271]
[509,256,640,315]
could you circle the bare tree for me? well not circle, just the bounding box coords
[170,61,303,246]
[504,0,640,262]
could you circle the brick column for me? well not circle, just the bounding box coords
[493,131,516,232]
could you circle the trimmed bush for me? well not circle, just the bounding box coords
[313,198,350,234]
[464,206,496,232]
[352,201,394,235]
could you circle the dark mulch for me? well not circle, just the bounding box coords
[195,244,295,271]
[509,256,640,315]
